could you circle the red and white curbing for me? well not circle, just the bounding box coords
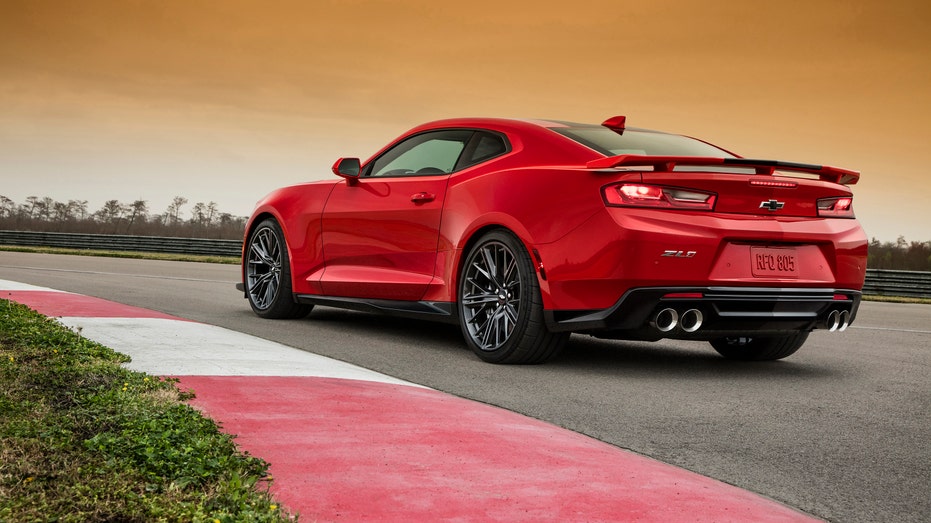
[2,279,821,522]
[0,281,415,384]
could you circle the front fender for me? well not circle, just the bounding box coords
[242,181,338,295]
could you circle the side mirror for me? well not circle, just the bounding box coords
[332,158,361,181]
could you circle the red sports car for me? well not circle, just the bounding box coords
[238,116,867,364]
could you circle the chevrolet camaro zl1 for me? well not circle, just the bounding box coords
[237,116,867,364]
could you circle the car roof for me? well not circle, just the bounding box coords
[405,117,664,136]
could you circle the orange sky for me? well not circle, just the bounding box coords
[1,0,929,241]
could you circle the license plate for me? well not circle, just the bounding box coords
[751,247,798,278]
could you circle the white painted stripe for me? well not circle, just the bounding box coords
[0,280,75,293]
[3,268,233,284]
[848,325,931,335]
[59,317,424,387]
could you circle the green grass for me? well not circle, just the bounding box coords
[0,300,295,522]
[0,245,240,265]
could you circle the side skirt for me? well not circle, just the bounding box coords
[295,294,459,325]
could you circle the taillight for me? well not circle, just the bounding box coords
[603,183,717,210]
[817,196,855,218]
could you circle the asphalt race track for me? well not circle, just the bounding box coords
[1,251,928,522]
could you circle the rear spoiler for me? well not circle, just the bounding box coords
[586,155,860,185]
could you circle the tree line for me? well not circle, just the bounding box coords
[0,195,246,240]
[867,237,931,272]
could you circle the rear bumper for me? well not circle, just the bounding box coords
[533,207,868,312]
[544,286,861,340]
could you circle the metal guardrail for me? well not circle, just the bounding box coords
[1,231,929,298]
[862,269,931,299]
[0,230,242,257]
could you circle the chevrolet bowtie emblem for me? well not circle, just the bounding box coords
[759,199,785,212]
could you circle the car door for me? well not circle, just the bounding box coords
[319,129,474,300]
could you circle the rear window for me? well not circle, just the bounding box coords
[552,127,736,158]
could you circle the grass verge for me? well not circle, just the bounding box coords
[0,299,294,522]
[0,245,240,265]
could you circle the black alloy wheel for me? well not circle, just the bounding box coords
[245,218,312,319]
[458,230,567,364]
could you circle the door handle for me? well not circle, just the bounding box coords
[410,192,436,203]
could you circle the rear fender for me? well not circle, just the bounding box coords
[435,168,617,307]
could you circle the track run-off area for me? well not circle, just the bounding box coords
[1,251,928,522]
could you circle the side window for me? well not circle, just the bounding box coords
[368,130,474,177]
[459,131,509,168]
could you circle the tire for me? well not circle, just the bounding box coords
[244,218,313,319]
[458,230,568,364]
[709,332,809,361]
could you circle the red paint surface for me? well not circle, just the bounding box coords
[178,376,818,522]
[248,116,866,315]
[2,290,184,320]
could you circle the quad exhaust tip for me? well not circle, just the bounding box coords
[653,306,848,334]
[680,309,703,333]
[838,310,850,332]
[653,308,703,333]
[826,309,851,332]
[653,308,678,332]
